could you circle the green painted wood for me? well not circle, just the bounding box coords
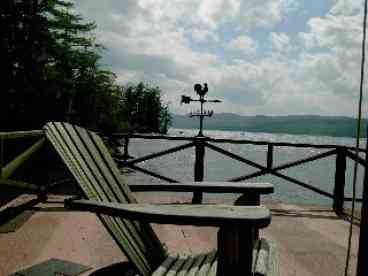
[266,240,279,276]
[151,255,178,276]
[0,179,39,192]
[0,130,44,140]
[153,252,217,276]
[45,122,161,276]
[176,256,196,276]
[165,256,188,276]
[129,182,274,194]
[45,123,166,275]
[45,122,277,276]
[47,122,153,275]
[196,251,216,276]
[72,123,166,266]
[253,239,269,275]
[66,200,271,228]
[1,138,45,179]
[207,260,217,276]
[186,254,207,276]
[217,226,253,276]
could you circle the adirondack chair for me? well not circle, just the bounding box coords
[44,122,278,276]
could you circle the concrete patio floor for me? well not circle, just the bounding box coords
[0,193,360,276]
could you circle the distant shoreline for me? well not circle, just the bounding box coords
[171,113,367,138]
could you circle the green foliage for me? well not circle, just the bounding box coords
[0,0,120,133]
[120,82,172,134]
[1,0,169,134]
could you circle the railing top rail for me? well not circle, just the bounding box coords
[112,133,365,152]
[0,130,44,140]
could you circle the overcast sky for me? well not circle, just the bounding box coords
[73,0,367,117]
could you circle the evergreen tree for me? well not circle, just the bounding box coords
[120,82,172,134]
[0,0,120,131]
[1,0,170,134]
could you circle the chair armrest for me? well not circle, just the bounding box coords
[65,198,271,229]
[129,182,274,194]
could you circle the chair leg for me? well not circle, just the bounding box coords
[217,226,253,276]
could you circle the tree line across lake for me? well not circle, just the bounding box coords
[1,0,171,134]
[172,113,367,138]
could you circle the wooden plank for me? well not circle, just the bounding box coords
[0,179,39,191]
[228,148,337,182]
[266,239,279,276]
[48,122,167,274]
[66,200,271,228]
[73,124,167,266]
[0,137,3,176]
[217,226,253,276]
[113,133,365,152]
[357,128,368,276]
[333,148,346,214]
[177,256,196,276]
[45,124,93,196]
[0,130,44,140]
[165,255,188,276]
[1,138,45,179]
[129,182,274,194]
[120,142,195,166]
[253,239,269,275]
[59,123,155,274]
[207,259,217,276]
[193,139,205,203]
[127,165,179,183]
[185,254,207,276]
[46,123,152,276]
[196,251,216,276]
[151,255,178,276]
[267,144,274,169]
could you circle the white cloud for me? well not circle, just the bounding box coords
[72,0,367,117]
[270,32,292,53]
[226,35,258,56]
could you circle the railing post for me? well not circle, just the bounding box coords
[267,144,274,170]
[193,137,205,204]
[357,127,368,276]
[333,147,346,215]
[123,135,131,159]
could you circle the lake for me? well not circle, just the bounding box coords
[123,128,366,206]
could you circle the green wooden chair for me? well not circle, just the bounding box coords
[44,122,278,276]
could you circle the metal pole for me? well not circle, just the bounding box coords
[357,127,368,276]
[198,96,204,137]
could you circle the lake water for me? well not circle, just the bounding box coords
[123,128,366,206]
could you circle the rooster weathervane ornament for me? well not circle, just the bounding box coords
[181,83,221,136]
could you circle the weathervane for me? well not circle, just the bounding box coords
[181,83,221,136]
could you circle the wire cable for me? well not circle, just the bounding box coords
[344,0,368,275]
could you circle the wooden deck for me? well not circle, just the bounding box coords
[0,193,360,276]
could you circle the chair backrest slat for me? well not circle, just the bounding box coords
[45,122,167,276]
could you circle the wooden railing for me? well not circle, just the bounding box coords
[0,130,47,199]
[1,128,368,274]
[112,133,366,214]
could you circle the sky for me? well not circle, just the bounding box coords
[73,0,368,117]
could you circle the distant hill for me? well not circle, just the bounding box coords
[171,113,368,138]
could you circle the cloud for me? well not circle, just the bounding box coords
[270,32,292,53]
[72,0,367,117]
[226,35,258,55]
